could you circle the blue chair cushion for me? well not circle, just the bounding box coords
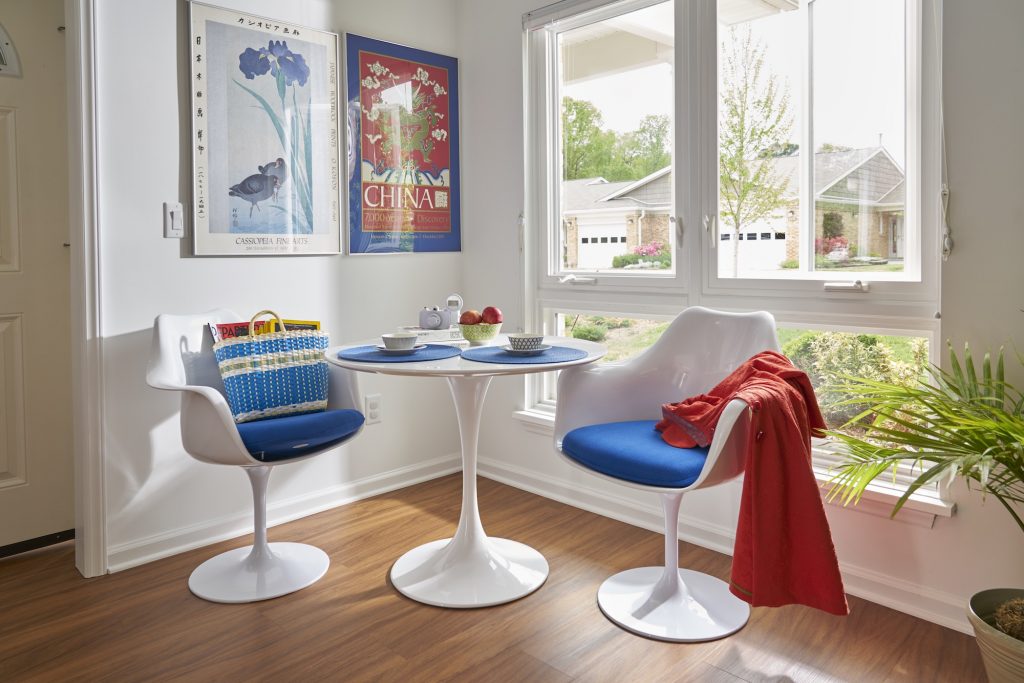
[561,420,709,488]
[236,409,364,462]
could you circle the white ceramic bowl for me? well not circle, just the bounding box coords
[381,332,419,350]
[507,333,545,351]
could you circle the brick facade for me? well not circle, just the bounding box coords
[642,213,671,249]
[564,216,578,269]
[783,203,904,261]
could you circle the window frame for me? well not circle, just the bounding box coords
[522,0,946,511]
[527,0,941,318]
[697,0,940,321]
[527,0,689,301]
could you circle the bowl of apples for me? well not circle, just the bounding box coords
[459,306,503,345]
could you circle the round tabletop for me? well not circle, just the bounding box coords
[326,336,606,377]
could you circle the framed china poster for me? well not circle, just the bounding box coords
[189,3,341,255]
[345,34,461,254]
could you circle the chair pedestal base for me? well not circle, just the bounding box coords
[188,542,329,604]
[597,567,750,642]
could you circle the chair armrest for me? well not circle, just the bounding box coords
[168,384,254,467]
[326,362,361,412]
[555,362,671,442]
[688,398,752,490]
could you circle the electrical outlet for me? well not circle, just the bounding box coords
[364,393,382,425]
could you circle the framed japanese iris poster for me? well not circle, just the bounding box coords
[345,34,461,253]
[189,3,341,256]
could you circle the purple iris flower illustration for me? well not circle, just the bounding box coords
[238,41,309,87]
[267,41,310,86]
[238,46,271,80]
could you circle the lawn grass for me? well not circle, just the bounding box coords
[601,320,670,362]
[576,318,927,366]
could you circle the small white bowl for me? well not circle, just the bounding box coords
[507,333,545,351]
[381,332,418,350]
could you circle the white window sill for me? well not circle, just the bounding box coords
[514,407,558,436]
[513,407,955,528]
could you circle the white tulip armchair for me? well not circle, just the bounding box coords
[554,306,780,642]
[146,310,365,603]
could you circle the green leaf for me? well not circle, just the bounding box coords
[233,79,286,149]
[964,344,979,399]
[828,339,1024,535]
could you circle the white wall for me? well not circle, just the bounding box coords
[95,0,463,569]
[90,0,1024,628]
[455,0,1024,633]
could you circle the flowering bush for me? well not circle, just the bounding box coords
[634,240,667,257]
[815,235,848,255]
[612,240,671,268]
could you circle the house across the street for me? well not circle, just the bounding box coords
[562,146,906,276]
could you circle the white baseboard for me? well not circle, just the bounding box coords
[478,456,972,635]
[107,454,461,573]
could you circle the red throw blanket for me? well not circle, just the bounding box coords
[656,350,849,616]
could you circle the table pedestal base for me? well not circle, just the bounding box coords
[390,536,548,608]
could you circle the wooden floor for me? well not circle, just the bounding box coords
[0,475,984,682]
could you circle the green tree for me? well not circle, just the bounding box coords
[624,114,671,178]
[758,142,799,158]
[562,97,614,180]
[817,142,853,154]
[719,27,793,277]
[563,99,671,182]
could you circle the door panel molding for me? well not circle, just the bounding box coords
[0,107,20,272]
[0,313,26,489]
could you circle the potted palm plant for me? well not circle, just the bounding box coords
[825,343,1024,682]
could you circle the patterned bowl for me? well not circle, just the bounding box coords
[507,333,545,351]
[460,322,502,346]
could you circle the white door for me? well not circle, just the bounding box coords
[889,215,904,259]
[0,0,73,549]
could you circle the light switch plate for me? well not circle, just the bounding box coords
[163,202,185,238]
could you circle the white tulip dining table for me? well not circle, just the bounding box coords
[326,336,606,608]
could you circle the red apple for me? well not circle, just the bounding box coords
[460,309,483,325]
[481,306,503,324]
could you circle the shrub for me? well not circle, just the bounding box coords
[782,332,821,383]
[648,251,672,268]
[612,253,641,268]
[822,211,844,239]
[613,251,671,269]
[783,331,928,426]
[572,324,607,342]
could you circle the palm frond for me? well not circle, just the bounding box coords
[825,342,1024,535]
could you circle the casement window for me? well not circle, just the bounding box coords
[526,0,939,310]
[523,0,946,513]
